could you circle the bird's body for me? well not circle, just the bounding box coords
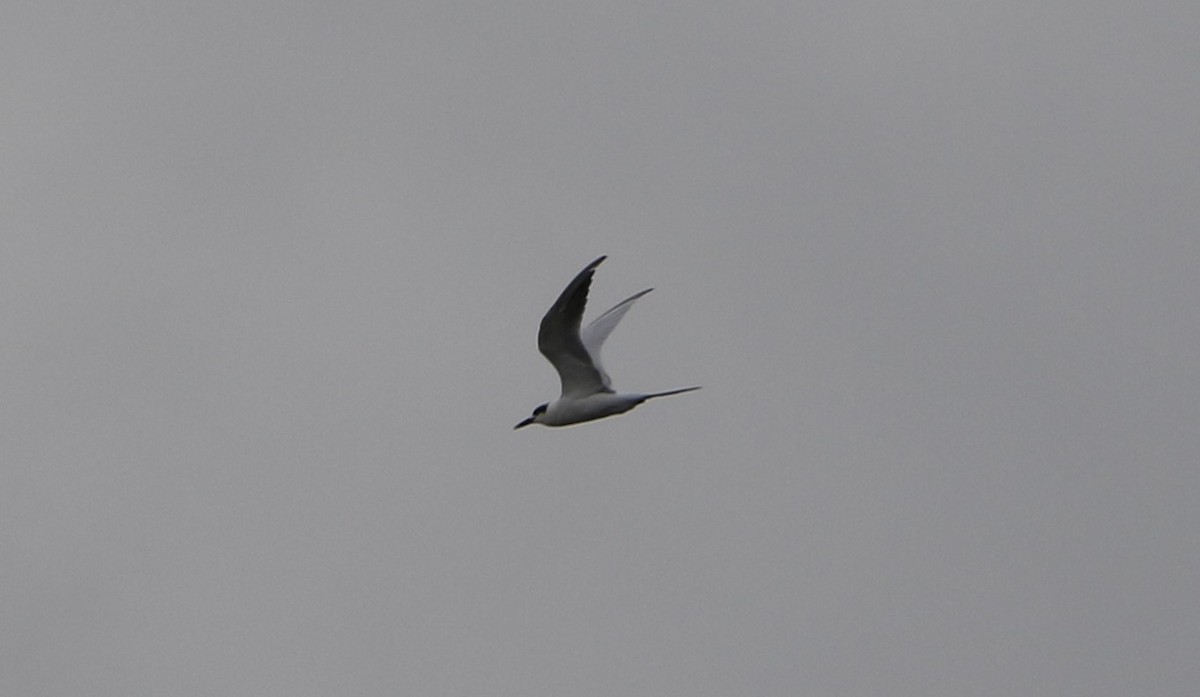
[533,387,702,427]
[515,256,699,429]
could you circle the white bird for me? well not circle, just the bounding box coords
[515,256,700,429]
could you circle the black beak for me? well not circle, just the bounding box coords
[514,417,535,430]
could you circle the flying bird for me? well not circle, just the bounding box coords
[515,256,700,429]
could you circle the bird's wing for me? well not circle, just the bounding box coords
[579,288,652,389]
[538,255,611,398]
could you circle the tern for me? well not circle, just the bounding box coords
[515,256,700,429]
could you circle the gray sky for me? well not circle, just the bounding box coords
[3,2,1198,695]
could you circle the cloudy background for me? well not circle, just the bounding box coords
[3,1,1198,695]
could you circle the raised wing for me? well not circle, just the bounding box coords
[580,288,652,388]
[537,255,611,398]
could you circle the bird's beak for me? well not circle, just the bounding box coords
[514,417,535,430]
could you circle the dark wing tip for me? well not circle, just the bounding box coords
[540,255,609,348]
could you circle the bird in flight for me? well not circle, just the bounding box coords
[515,256,700,429]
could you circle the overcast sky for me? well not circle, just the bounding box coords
[3,2,1198,695]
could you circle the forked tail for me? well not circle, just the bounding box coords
[641,386,702,401]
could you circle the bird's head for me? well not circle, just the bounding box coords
[514,403,549,430]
